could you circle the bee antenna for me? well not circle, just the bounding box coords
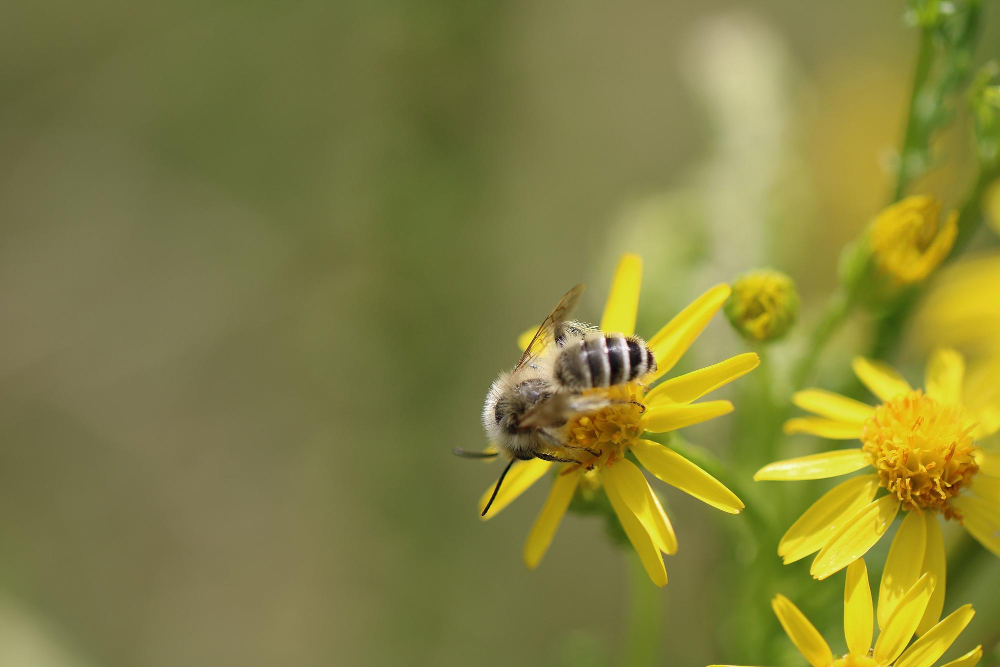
[482,458,515,517]
[453,447,499,459]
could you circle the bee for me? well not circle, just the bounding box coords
[456,284,657,516]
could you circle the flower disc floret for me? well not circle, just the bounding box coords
[861,390,978,517]
[565,385,644,465]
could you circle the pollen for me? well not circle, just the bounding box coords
[564,385,645,466]
[861,390,979,518]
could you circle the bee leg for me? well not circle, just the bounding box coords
[629,400,646,413]
[453,447,499,459]
[539,430,599,458]
[534,451,580,464]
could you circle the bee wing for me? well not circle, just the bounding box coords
[517,393,571,430]
[520,394,622,430]
[513,283,585,372]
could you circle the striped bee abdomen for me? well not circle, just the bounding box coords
[554,333,656,390]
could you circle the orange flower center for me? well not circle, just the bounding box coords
[861,390,979,518]
[564,384,644,467]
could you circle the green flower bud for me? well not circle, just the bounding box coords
[724,269,800,342]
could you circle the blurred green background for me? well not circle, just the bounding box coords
[1,1,998,666]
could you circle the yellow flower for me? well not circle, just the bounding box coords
[479,254,758,586]
[709,559,982,667]
[724,269,800,341]
[757,350,1000,633]
[871,196,958,284]
[916,253,1000,358]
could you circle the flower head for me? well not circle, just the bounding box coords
[862,390,978,517]
[871,195,958,285]
[916,252,1000,363]
[724,269,800,342]
[476,254,758,586]
[757,350,1000,633]
[710,558,982,667]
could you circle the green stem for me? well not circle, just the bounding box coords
[752,345,779,462]
[622,553,661,667]
[950,164,999,257]
[791,286,855,390]
[894,28,936,200]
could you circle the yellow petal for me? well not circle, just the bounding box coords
[939,645,983,667]
[631,439,744,514]
[976,450,1000,478]
[964,363,1000,437]
[646,482,678,555]
[603,468,668,587]
[478,459,552,519]
[645,353,759,405]
[754,449,870,481]
[972,475,1000,504]
[523,467,583,569]
[600,253,643,335]
[852,357,912,402]
[771,594,833,667]
[915,210,959,279]
[792,389,876,424]
[647,284,731,382]
[896,604,975,667]
[879,510,927,630]
[602,460,677,554]
[779,475,880,564]
[952,495,1000,557]
[925,348,965,405]
[873,573,934,666]
[642,400,734,433]
[844,559,873,656]
[783,417,865,439]
[918,512,946,636]
[811,496,901,580]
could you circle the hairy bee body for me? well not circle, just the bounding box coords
[553,333,656,391]
[470,284,658,515]
[482,328,656,463]
[482,371,559,461]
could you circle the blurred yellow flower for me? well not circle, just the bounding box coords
[871,196,958,284]
[479,254,758,586]
[756,350,1000,632]
[917,252,1000,358]
[724,269,800,342]
[709,559,982,667]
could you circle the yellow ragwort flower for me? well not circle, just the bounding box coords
[724,269,800,342]
[916,252,1000,359]
[757,350,1000,633]
[871,195,958,285]
[710,559,982,667]
[479,254,758,586]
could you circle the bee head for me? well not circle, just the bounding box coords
[482,375,553,445]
